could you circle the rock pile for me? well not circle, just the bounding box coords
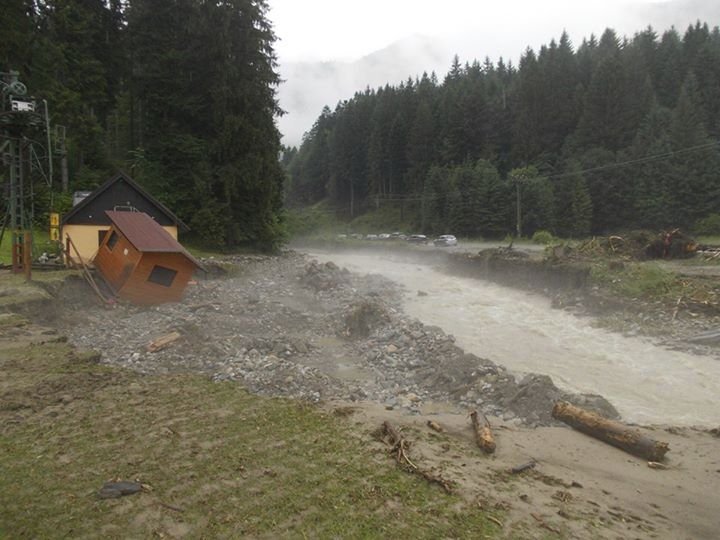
[59,251,618,426]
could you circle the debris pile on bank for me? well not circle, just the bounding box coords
[578,229,698,260]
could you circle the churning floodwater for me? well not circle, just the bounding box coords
[308,250,720,426]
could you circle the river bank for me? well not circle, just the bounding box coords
[2,252,720,538]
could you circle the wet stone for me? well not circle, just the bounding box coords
[57,251,619,427]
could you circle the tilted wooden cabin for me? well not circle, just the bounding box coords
[93,211,202,305]
[62,171,188,265]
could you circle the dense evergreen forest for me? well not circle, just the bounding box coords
[287,23,720,238]
[1,0,284,248]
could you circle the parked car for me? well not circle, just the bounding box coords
[407,234,428,244]
[365,234,379,240]
[378,233,391,240]
[433,234,458,247]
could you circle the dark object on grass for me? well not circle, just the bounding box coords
[98,481,143,499]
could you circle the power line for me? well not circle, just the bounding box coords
[287,138,720,211]
[376,139,720,204]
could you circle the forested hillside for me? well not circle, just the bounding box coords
[287,23,720,238]
[1,0,284,248]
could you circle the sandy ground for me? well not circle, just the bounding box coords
[327,400,720,539]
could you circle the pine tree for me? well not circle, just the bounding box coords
[554,161,592,237]
[627,104,674,228]
[654,29,684,108]
[668,72,720,226]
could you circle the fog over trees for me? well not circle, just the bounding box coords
[286,23,720,238]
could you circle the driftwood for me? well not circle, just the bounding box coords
[470,410,496,454]
[381,421,453,493]
[531,513,561,535]
[146,331,182,353]
[510,461,536,474]
[426,420,443,432]
[552,401,669,461]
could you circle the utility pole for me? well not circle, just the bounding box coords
[1,71,53,279]
[509,166,537,240]
[515,179,522,238]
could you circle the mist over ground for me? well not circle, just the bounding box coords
[275,0,720,146]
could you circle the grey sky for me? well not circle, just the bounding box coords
[267,0,718,145]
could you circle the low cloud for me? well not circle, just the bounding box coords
[275,0,720,147]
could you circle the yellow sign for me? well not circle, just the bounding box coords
[49,212,60,241]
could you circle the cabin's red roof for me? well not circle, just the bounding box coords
[105,211,202,268]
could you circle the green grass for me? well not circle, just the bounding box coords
[590,261,683,299]
[696,235,720,245]
[285,200,345,238]
[348,206,415,235]
[0,228,54,266]
[0,338,501,539]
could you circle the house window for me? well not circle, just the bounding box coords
[98,229,110,246]
[106,231,119,251]
[147,265,177,287]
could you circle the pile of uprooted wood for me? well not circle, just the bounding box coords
[578,229,698,260]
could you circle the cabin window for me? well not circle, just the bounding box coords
[147,265,177,287]
[106,231,119,251]
[98,229,110,246]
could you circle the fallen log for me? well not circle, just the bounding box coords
[427,420,444,432]
[146,331,182,353]
[552,401,669,461]
[470,410,496,454]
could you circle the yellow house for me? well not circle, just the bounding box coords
[61,171,188,265]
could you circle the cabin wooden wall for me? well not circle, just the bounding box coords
[93,228,142,292]
[118,252,196,305]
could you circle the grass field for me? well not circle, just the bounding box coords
[0,322,500,539]
[0,228,53,266]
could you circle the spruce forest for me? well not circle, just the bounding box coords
[287,24,720,238]
[2,0,284,248]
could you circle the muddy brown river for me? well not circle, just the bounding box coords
[308,250,720,426]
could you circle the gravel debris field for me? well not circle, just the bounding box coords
[60,252,617,426]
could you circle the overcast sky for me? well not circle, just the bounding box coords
[266,0,718,144]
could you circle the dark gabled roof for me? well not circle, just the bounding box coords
[106,211,202,269]
[61,171,189,231]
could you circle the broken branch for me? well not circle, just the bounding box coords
[146,331,182,353]
[381,421,453,494]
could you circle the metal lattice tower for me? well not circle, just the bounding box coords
[1,71,53,276]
